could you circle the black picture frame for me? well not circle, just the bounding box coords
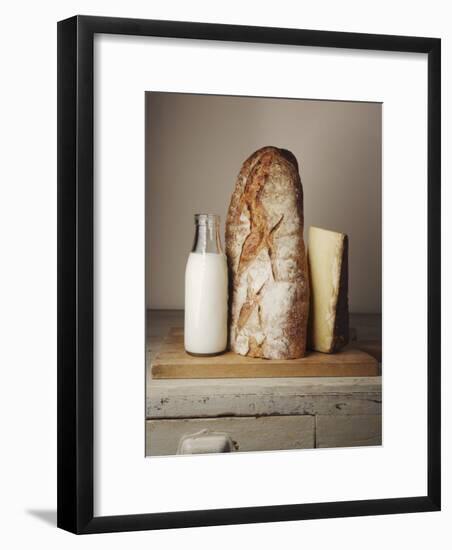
[57,15,441,534]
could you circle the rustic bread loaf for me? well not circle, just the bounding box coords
[225,146,309,359]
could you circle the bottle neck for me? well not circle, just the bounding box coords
[192,220,223,254]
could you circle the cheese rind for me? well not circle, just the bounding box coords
[307,226,349,353]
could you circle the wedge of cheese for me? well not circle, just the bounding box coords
[307,226,349,353]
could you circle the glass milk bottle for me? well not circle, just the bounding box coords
[184,214,228,355]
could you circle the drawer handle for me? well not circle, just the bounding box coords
[177,429,235,455]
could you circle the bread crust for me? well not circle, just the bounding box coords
[226,146,309,359]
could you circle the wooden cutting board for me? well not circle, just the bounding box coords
[151,328,380,379]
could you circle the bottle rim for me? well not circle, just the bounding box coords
[194,213,220,225]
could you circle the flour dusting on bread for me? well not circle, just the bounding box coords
[226,146,309,359]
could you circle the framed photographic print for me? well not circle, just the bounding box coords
[57,15,441,534]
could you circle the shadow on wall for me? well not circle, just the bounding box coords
[26,509,57,526]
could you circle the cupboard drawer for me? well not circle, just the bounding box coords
[146,415,315,456]
[316,414,382,448]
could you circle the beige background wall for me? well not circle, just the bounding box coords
[146,92,381,313]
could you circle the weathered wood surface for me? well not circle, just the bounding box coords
[352,340,382,362]
[146,376,382,419]
[316,414,382,448]
[151,328,379,379]
[146,311,382,420]
[146,415,315,456]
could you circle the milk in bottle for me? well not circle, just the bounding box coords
[184,214,228,355]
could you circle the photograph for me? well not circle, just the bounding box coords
[145,92,382,456]
[0,1,445,543]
